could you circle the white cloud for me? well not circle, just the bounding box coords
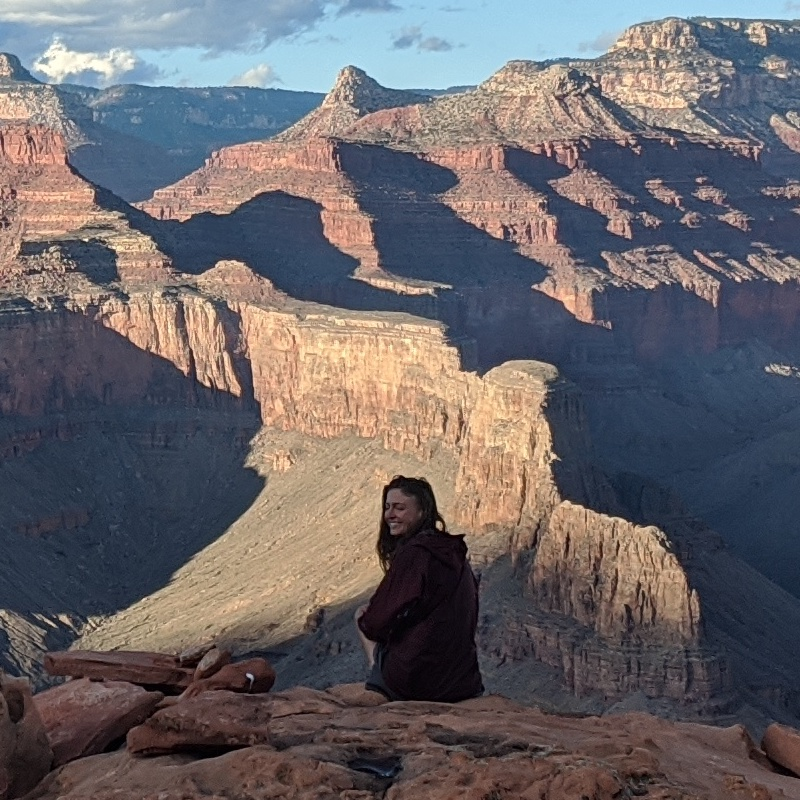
[0,0,402,86]
[227,63,281,88]
[32,38,159,85]
[0,0,397,54]
[577,30,622,54]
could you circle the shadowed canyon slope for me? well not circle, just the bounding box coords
[3,17,800,733]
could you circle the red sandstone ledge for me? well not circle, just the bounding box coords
[44,650,195,691]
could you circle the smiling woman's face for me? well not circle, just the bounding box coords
[384,489,424,538]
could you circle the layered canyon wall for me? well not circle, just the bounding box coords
[141,131,800,370]
[558,17,800,178]
[0,286,727,701]
[0,296,262,681]
[598,18,800,114]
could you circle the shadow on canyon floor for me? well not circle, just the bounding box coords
[71,124,208,204]
[19,239,121,284]
[506,140,800,268]
[574,339,800,599]
[0,312,265,632]
[152,191,361,294]
[338,144,548,287]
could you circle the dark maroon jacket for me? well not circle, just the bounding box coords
[358,529,483,702]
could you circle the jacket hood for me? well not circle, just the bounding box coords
[407,529,467,571]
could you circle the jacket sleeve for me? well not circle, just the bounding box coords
[358,545,428,643]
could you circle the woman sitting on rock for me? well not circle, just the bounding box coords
[355,475,483,702]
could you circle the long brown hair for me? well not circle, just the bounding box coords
[377,475,447,573]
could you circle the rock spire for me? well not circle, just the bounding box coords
[0,53,39,83]
[275,65,429,141]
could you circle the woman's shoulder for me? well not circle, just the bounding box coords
[392,530,439,559]
[405,529,468,562]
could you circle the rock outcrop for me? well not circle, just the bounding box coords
[347,63,647,147]
[40,650,275,703]
[43,651,195,690]
[0,52,322,201]
[561,17,800,176]
[148,138,796,361]
[33,679,163,767]
[0,281,741,705]
[532,502,701,644]
[138,56,800,371]
[0,123,179,288]
[0,73,84,147]
[0,125,67,166]
[602,18,800,118]
[762,722,800,777]
[4,284,788,710]
[18,683,800,800]
[0,54,38,84]
[276,66,429,142]
[0,673,52,800]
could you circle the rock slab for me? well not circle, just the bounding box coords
[762,722,800,777]
[0,672,52,800]
[33,678,164,767]
[44,651,194,691]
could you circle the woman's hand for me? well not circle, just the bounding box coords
[355,604,376,669]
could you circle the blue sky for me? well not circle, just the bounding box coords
[1,1,799,92]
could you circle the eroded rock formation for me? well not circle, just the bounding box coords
[3,22,800,727]
[33,678,163,767]
[0,54,38,84]
[138,64,800,371]
[560,17,800,177]
[3,276,795,710]
[275,65,430,142]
